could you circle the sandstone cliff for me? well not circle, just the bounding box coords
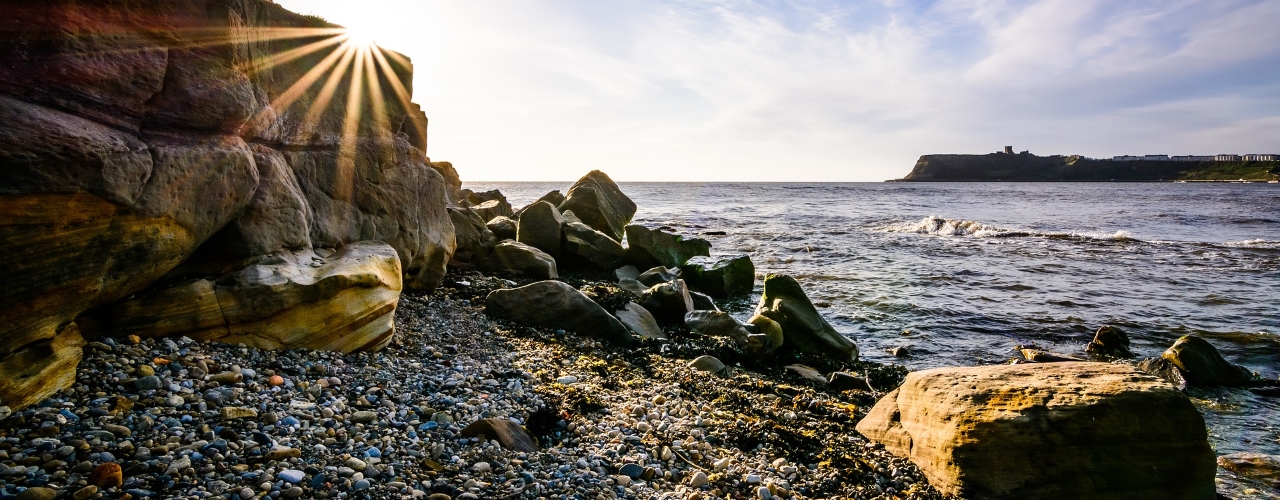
[0,0,454,408]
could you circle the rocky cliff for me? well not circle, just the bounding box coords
[899,153,1280,181]
[0,0,455,408]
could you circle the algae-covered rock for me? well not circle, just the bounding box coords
[639,279,695,324]
[625,225,711,269]
[1161,335,1255,386]
[680,254,755,297]
[754,274,857,361]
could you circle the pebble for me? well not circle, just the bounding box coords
[351,410,377,423]
[278,469,305,484]
[555,375,578,384]
[689,471,710,488]
[73,486,98,500]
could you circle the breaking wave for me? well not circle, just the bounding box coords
[874,216,1134,242]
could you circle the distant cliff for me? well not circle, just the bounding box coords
[896,153,1280,182]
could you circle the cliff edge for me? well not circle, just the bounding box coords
[898,153,1280,182]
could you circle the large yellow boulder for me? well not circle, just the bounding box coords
[856,362,1216,500]
[79,242,402,353]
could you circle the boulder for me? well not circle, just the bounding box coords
[486,216,518,241]
[485,281,634,344]
[615,265,641,282]
[516,201,563,258]
[680,254,755,297]
[472,199,513,223]
[461,418,539,452]
[684,311,751,342]
[616,303,666,339]
[747,314,784,354]
[1137,357,1188,390]
[1085,325,1133,358]
[856,362,1216,500]
[513,190,566,220]
[562,221,626,269]
[637,266,681,287]
[689,291,719,311]
[1162,335,1255,387]
[482,241,558,279]
[558,171,636,241]
[448,207,497,264]
[617,278,648,297]
[465,189,510,208]
[78,242,402,353]
[625,225,712,269]
[754,274,858,361]
[639,279,695,324]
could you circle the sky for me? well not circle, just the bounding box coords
[275,0,1280,181]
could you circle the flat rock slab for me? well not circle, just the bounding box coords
[856,362,1216,500]
[616,302,666,339]
[486,280,633,345]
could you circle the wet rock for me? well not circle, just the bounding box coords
[1018,346,1084,363]
[558,171,635,241]
[688,355,726,374]
[684,311,751,343]
[482,240,558,279]
[638,279,695,324]
[616,303,666,339]
[133,375,163,390]
[890,346,909,358]
[754,274,858,361]
[516,201,564,258]
[619,463,645,479]
[562,220,626,269]
[1085,325,1134,358]
[680,254,755,297]
[486,216,518,241]
[856,362,1215,500]
[486,280,633,344]
[1162,335,1255,387]
[1136,357,1188,390]
[1217,452,1280,488]
[460,418,540,452]
[624,225,711,269]
[784,364,827,385]
[449,207,497,264]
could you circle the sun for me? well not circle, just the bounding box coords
[344,26,378,48]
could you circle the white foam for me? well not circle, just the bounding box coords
[875,216,1135,242]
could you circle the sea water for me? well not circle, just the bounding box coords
[468,181,1280,485]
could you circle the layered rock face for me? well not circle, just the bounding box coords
[856,363,1216,500]
[78,242,402,353]
[0,0,453,407]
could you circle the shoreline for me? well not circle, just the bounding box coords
[0,269,939,500]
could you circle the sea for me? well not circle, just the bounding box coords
[467,181,1280,492]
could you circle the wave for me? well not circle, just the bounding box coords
[1222,239,1280,250]
[874,216,1134,242]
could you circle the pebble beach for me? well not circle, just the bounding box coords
[0,270,941,500]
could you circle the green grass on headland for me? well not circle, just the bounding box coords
[1175,161,1280,181]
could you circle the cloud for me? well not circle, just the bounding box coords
[276,0,1280,181]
